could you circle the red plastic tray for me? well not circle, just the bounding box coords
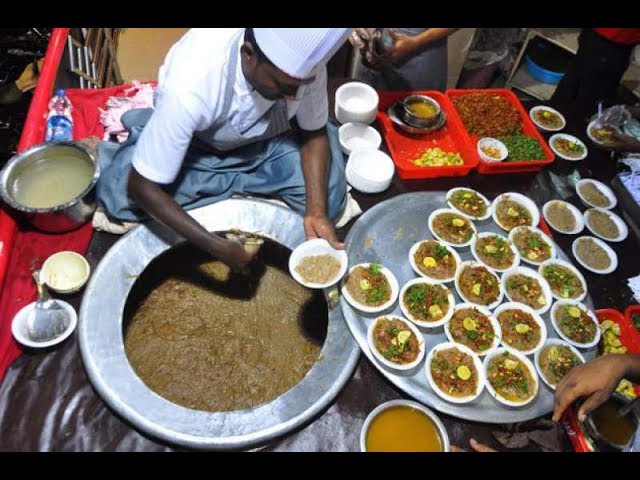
[595,309,640,354]
[376,91,478,179]
[445,89,555,174]
[624,305,640,339]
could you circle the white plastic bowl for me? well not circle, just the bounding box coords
[583,207,628,242]
[425,342,486,404]
[341,263,399,313]
[428,208,477,248]
[508,226,557,266]
[445,187,491,221]
[408,239,461,283]
[399,278,455,329]
[41,250,90,294]
[444,303,502,356]
[529,105,566,132]
[576,178,617,210]
[11,299,77,349]
[501,266,553,315]
[493,301,548,356]
[477,137,508,163]
[491,192,540,232]
[288,238,348,289]
[550,300,601,349]
[454,261,504,310]
[335,81,379,125]
[360,399,450,452]
[538,259,587,303]
[470,231,520,273]
[572,235,618,275]
[483,347,539,407]
[549,133,588,161]
[345,148,394,193]
[586,120,622,147]
[338,122,382,156]
[542,200,584,235]
[534,338,585,391]
[367,315,425,371]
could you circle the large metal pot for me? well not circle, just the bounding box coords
[79,198,359,450]
[0,141,99,233]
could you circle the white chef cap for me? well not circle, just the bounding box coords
[253,28,351,80]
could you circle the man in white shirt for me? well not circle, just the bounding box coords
[97,28,351,272]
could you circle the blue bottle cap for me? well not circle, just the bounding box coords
[55,88,66,97]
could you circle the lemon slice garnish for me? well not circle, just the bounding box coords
[568,306,581,318]
[537,295,547,306]
[452,218,465,227]
[397,330,412,345]
[428,305,443,318]
[504,359,519,370]
[548,346,559,361]
[463,192,472,199]
[359,279,371,291]
[422,257,437,268]
[457,365,471,380]
[463,317,477,331]
[527,251,539,260]
[515,323,530,334]
[484,245,498,254]
[472,283,482,296]
[507,207,519,217]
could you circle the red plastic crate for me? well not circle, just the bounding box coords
[624,305,640,339]
[376,91,478,179]
[595,308,640,354]
[445,89,555,174]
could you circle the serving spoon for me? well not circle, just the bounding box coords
[28,270,69,342]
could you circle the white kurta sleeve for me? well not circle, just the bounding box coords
[294,66,329,131]
[131,88,206,185]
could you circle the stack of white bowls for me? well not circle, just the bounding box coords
[335,82,394,193]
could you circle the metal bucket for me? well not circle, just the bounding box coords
[0,141,99,232]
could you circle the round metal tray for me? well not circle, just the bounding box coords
[341,191,596,423]
[79,198,359,450]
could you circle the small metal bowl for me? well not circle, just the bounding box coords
[401,94,441,129]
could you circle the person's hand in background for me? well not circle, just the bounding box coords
[376,30,420,67]
[604,130,640,153]
[451,438,497,452]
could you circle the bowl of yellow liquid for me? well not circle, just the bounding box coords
[401,94,441,129]
[360,399,450,452]
[0,141,99,232]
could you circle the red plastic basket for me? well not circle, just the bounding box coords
[596,308,640,354]
[445,89,555,174]
[624,305,640,339]
[376,91,478,179]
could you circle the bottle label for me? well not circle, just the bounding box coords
[45,115,73,142]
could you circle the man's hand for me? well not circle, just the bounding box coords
[304,213,344,250]
[215,238,256,275]
[552,354,629,422]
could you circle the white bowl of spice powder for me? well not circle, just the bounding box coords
[289,238,348,289]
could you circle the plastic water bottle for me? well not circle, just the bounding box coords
[45,88,73,142]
